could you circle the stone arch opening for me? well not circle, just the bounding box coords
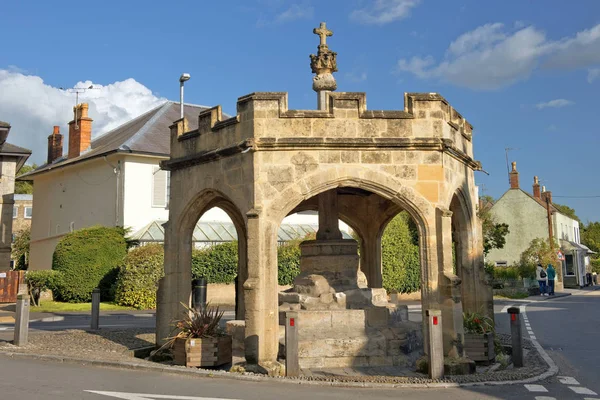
[449,189,475,312]
[174,189,248,320]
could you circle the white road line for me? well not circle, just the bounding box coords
[500,304,514,313]
[525,384,548,392]
[519,304,559,380]
[569,387,598,396]
[558,376,580,385]
[534,397,556,400]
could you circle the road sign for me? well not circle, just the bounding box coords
[86,391,238,400]
[557,250,565,261]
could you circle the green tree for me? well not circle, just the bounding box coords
[12,227,30,270]
[582,221,600,254]
[519,238,560,279]
[15,164,37,194]
[553,203,582,225]
[478,197,510,255]
[381,211,421,294]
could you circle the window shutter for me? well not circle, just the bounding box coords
[152,166,167,207]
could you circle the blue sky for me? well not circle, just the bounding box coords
[1,0,599,222]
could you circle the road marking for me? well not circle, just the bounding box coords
[500,304,514,313]
[569,387,598,396]
[534,397,556,400]
[558,376,580,385]
[525,384,548,392]
[86,390,239,400]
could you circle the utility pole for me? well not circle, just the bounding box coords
[546,196,554,247]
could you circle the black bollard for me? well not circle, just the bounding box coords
[508,307,523,368]
[191,277,207,312]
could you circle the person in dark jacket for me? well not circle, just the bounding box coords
[547,264,556,295]
[536,263,548,296]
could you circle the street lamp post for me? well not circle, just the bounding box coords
[179,73,191,119]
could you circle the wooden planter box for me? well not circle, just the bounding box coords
[464,333,495,365]
[172,336,232,368]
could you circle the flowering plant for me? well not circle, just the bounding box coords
[463,310,494,334]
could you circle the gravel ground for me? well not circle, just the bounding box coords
[0,330,549,385]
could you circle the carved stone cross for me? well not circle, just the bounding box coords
[313,22,333,46]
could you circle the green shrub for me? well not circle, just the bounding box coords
[114,244,164,309]
[12,228,30,270]
[493,266,520,280]
[51,226,127,302]
[277,240,301,286]
[591,257,600,274]
[382,212,421,294]
[25,270,58,306]
[191,242,238,283]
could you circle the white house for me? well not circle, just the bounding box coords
[486,162,592,288]
[21,101,350,270]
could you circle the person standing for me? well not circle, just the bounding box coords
[547,264,556,295]
[536,263,548,296]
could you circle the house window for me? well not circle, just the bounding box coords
[565,254,575,276]
[152,166,168,208]
[24,207,32,219]
[12,206,17,219]
[495,261,508,267]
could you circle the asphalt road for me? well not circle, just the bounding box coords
[0,292,598,399]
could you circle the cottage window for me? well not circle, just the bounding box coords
[12,206,17,219]
[495,261,508,267]
[152,166,168,208]
[24,207,32,219]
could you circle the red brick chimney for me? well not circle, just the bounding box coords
[509,161,519,189]
[532,176,541,199]
[541,187,553,204]
[68,103,92,159]
[47,126,63,164]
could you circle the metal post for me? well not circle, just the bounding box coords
[91,288,100,331]
[426,309,444,379]
[508,307,523,368]
[14,294,30,346]
[285,311,299,377]
[191,278,207,312]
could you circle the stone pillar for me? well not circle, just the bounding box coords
[317,189,342,240]
[437,208,465,358]
[244,209,279,365]
[362,228,383,288]
[156,220,192,346]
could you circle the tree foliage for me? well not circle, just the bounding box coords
[381,211,421,294]
[15,164,37,195]
[52,226,128,302]
[114,244,164,309]
[25,270,58,306]
[12,227,30,270]
[582,221,600,254]
[191,242,238,284]
[519,238,560,279]
[478,197,510,255]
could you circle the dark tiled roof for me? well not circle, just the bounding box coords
[0,142,32,155]
[20,101,209,179]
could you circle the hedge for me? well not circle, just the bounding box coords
[191,242,238,283]
[277,240,301,286]
[381,212,421,294]
[51,226,128,302]
[114,244,164,309]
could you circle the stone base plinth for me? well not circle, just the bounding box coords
[295,239,359,293]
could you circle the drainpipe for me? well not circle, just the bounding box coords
[104,156,122,227]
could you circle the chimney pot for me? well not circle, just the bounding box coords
[47,126,63,164]
[533,176,541,199]
[68,103,92,159]
[509,161,519,189]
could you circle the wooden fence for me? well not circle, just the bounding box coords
[0,271,25,303]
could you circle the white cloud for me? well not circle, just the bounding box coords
[535,99,574,110]
[588,68,600,83]
[275,4,314,23]
[397,22,600,90]
[0,70,165,164]
[351,0,420,25]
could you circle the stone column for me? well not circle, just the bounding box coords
[437,208,465,358]
[317,189,342,240]
[156,220,192,346]
[361,228,383,288]
[244,209,279,365]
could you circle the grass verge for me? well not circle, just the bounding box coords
[31,301,138,313]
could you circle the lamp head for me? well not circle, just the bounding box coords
[179,73,191,83]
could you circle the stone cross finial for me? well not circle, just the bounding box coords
[313,22,333,47]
